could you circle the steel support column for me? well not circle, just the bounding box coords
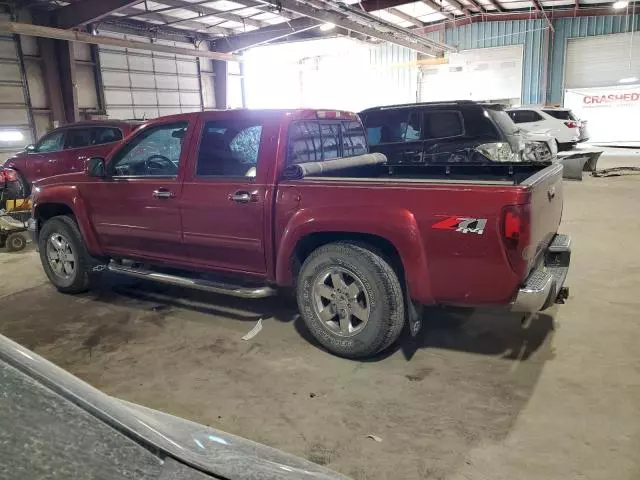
[37,38,66,125]
[213,60,228,110]
[56,40,78,123]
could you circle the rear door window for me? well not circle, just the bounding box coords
[361,110,420,145]
[508,110,543,123]
[64,128,92,149]
[423,110,464,139]
[92,127,123,145]
[542,109,576,121]
[196,121,263,177]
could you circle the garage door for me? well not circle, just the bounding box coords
[565,33,640,90]
[99,34,204,120]
[0,34,34,162]
[419,45,523,103]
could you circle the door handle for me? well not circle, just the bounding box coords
[153,189,174,199]
[229,191,257,203]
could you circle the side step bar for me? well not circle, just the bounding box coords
[107,263,277,299]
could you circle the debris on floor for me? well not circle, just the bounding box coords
[241,318,263,341]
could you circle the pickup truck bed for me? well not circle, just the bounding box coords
[29,109,570,359]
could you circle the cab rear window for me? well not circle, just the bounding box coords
[288,120,366,165]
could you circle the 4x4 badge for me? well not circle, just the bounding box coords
[432,216,488,235]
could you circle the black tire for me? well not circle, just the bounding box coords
[15,171,30,197]
[38,215,92,294]
[6,232,27,252]
[297,242,405,359]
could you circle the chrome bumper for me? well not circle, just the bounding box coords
[511,234,571,313]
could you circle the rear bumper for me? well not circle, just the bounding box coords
[511,234,571,313]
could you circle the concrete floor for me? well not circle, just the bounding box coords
[1,153,639,480]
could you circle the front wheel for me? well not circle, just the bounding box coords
[38,215,91,294]
[297,242,405,359]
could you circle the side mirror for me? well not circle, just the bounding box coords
[25,144,35,152]
[87,157,106,177]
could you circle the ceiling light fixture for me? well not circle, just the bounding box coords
[319,23,336,31]
[619,76,639,83]
[612,0,629,9]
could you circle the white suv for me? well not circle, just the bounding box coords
[506,107,589,151]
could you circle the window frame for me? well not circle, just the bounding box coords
[194,120,265,180]
[108,121,188,179]
[33,130,66,153]
[287,119,367,166]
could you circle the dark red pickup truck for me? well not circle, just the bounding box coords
[29,109,571,358]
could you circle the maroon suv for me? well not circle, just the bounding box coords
[1,120,141,197]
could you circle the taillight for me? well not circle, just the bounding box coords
[504,208,521,243]
[564,121,578,129]
[0,168,17,182]
[502,204,531,276]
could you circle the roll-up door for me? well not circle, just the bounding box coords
[99,34,204,120]
[0,34,34,162]
[564,33,640,90]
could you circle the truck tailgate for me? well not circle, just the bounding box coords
[523,163,564,274]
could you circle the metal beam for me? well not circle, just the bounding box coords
[53,0,143,29]
[442,0,471,15]
[464,0,487,12]
[113,8,232,34]
[484,0,505,12]
[211,17,320,52]
[388,7,425,26]
[0,21,238,61]
[149,0,267,29]
[251,0,447,55]
[99,18,217,42]
[421,0,455,20]
[417,5,640,32]
[358,0,422,11]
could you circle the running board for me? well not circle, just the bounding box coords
[107,263,277,299]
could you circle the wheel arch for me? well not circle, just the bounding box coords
[33,192,102,255]
[276,206,434,304]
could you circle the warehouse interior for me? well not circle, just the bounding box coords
[0,0,639,479]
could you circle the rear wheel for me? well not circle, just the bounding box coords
[297,242,405,359]
[38,216,91,293]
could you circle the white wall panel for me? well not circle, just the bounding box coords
[420,45,523,103]
[76,64,99,109]
[177,60,198,75]
[178,76,200,90]
[132,90,158,105]
[155,75,179,89]
[25,60,47,109]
